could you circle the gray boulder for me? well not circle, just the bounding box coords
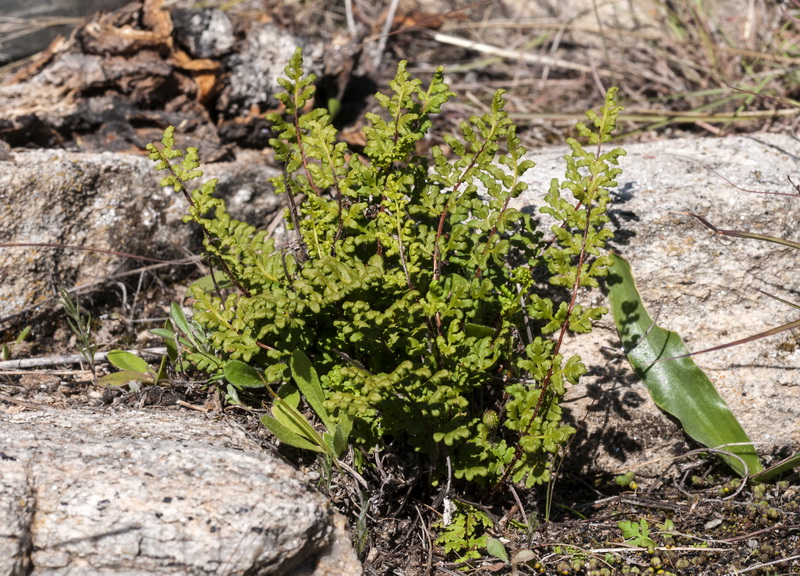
[0,149,281,323]
[0,408,362,575]
[517,132,800,475]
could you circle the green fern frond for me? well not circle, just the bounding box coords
[148,49,626,551]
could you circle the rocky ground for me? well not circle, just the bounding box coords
[1,1,799,574]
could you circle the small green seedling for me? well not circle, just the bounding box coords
[434,502,492,563]
[99,349,168,389]
[614,470,638,490]
[224,350,352,463]
[1,324,31,361]
[618,518,657,550]
[58,287,97,382]
[656,518,676,546]
[150,302,223,376]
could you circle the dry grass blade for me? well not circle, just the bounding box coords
[431,31,600,75]
[0,16,81,43]
[665,317,800,362]
[681,212,800,251]
[0,242,193,263]
[407,0,799,144]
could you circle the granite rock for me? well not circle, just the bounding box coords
[0,408,362,575]
[517,132,800,476]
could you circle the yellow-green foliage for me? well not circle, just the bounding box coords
[147,48,625,490]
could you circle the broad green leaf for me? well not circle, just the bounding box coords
[277,382,301,409]
[107,350,151,374]
[223,360,265,389]
[607,253,762,476]
[512,549,536,564]
[290,350,332,428]
[188,271,232,294]
[486,537,508,563]
[337,411,353,444]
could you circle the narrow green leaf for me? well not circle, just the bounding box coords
[107,350,151,374]
[260,415,324,452]
[98,370,152,387]
[223,360,265,389]
[169,302,193,338]
[323,430,336,454]
[267,389,332,456]
[290,350,332,428]
[271,397,307,434]
[15,325,31,344]
[155,354,169,384]
[607,253,763,476]
[752,451,800,483]
[150,328,176,340]
[152,324,179,364]
[465,322,495,338]
[177,336,198,350]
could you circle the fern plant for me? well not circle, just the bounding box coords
[146,48,624,491]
